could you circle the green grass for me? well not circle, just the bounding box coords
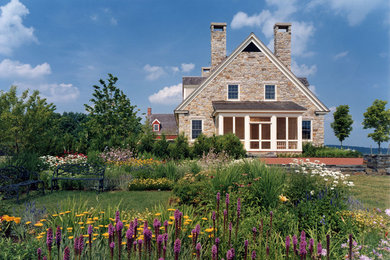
[349,175,390,210]
[4,190,172,215]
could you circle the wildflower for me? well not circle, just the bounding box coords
[226,249,234,260]
[385,209,390,217]
[244,240,249,260]
[174,239,181,260]
[286,236,290,258]
[251,250,256,260]
[115,210,120,223]
[196,242,201,259]
[110,242,115,260]
[34,222,44,227]
[279,194,289,202]
[212,244,218,260]
[25,221,31,225]
[63,246,70,260]
[309,238,314,257]
[47,227,53,257]
[293,235,298,255]
[37,248,42,260]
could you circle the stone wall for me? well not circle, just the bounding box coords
[178,51,325,146]
[364,155,390,175]
[211,23,226,69]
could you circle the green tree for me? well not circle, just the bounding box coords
[84,74,142,151]
[331,105,353,148]
[362,99,390,153]
[138,119,155,155]
[0,86,57,155]
[153,134,170,159]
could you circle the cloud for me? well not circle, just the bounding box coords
[110,17,118,25]
[291,60,317,77]
[15,82,80,103]
[0,59,51,78]
[148,83,182,105]
[230,0,314,57]
[90,14,98,21]
[181,63,195,73]
[333,51,349,60]
[144,64,165,80]
[307,0,383,26]
[0,0,37,55]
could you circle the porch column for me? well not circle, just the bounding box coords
[218,115,224,135]
[271,115,276,150]
[244,115,250,150]
[298,115,302,151]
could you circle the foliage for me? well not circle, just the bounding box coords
[362,99,390,153]
[168,133,191,160]
[331,105,353,148]
[192,134,212,158]
[218,133,246,159]
[6,151,45,172]
[0,86,57,155]
[128,178,173,191]
[84,74,142,151]
[279,142,362,158]
[99,147,134,162]
[137,119,155,154]
[152,134,170,159]
[40,151,88,170]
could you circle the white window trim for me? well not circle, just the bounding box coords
[264,84,277,101]
[227,84,240,101]
[190,119,203,140]
[302,119,313,142]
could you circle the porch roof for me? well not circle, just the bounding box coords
[212,101,307,112]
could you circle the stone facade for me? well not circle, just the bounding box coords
[364,155,390,175]
[175,22,328,151]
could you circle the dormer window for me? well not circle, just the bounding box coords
[228,84,239,100]
[265,85,276,100]
[153,124,159,132]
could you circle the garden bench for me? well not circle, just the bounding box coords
[51,163,105,193]
[0,166,45,202]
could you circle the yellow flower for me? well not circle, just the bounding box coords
[99,225,104,228]
[67,227,73,231]
[94,227,99,230]
[93,217,99,221]
[83,234,89,238]
[40,219,46,222]
[100,211,105,214]
[93,234,99,237]
[25,221,31,225]
[34,223,43,227]
[279,195,289,202]
[80,226,85,229]
[167,209,176,211]
[83,211,89,214]
[201,218,208,221]
[52,214,58,217]
[78,222,84,225]
[167,221,173,225]
[68,236,74,239]
[205,228,214,233]
[169,216,175,220]
[36,236,43,239]
[13,217,21,224]
[155,213,161,216]
[65,211,71,214]
[183,216,189,219]
[122,242,126,245]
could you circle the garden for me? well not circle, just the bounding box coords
[1,145,390,260]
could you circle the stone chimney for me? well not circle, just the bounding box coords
[274,23,291,70]
[147,107,152,116]
[210,22,227,69]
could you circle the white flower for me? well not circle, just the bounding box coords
[385,209,390,217]
[310,190,314,195]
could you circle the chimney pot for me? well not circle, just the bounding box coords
[147,107,152,116]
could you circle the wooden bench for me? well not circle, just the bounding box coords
[0,166,45,202]
[51,163,105,192]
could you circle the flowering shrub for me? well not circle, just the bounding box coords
[99,147,134,162]
[40,152,87,170]
[341,209,390,232]
[128,178,173,191]
[106,158,161,168]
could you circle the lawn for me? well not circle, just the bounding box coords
[349,175,390,210]
[4,190,172,215]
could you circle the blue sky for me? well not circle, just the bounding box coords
[0,0,389,147]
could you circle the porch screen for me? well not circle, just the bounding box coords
[235,117,245,139]
[224,117,233,134]
[277,117,286,140]
[288,117,297,139]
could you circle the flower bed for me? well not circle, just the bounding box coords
[128,178,173,191]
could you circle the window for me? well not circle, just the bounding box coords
[302,120,311,140]
[192,120,202,139]
[228,85,239,100]
[153,124,159,132]
[265,85,275,100]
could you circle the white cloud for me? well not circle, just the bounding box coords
[90,14,98,21]
[308,85,317,95]
[170,66,179,73]
[230,0,314,57]
[333,51,349,60]
[148,83,182,105]
[307,0,383,26]
[0,59,51,78]
[144,64,165,80]
[110,17,118,25]
[291,60,317,77]
[15,82,80,103]
[181,63,195,73]
[0,0,37,55]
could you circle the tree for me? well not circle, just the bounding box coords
[362,99,390,154]
[0,86,57,155]
[331,105,353,148]
[138,119,155,155]
[84,74,142,151]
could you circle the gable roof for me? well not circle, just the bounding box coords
[212,101,307,112]
[175,33,329,113]
[148,114,178,135]
[183,77,207,85]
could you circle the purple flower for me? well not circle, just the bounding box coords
[244,240,249,259]
[293,235,298,254]
[317,242,322,256]
[212,211,216,221]
[215,237,220,245]
[286,236,291,257]
[37,248,42,260]
[144,229,153,243]
[157,234,163,244]
[300,230,306,242]
[251,250,256,259]
[224,209,227,217]
[117,220,123,232]
[47,227,53,252]
[88,225,93,235]
[126,227,133,240]
[115,210,120,223]
[229,222,232,231]
[174,209,181,221]
[309,238,314,256]
[78,235,84,253]
[300,240,307,257]
[226,249,234,260]
[212,245,218,260]
[164,220,168,232]
[153,219,161,229]
[174,239,181,260]
[196,242,202,258]
[237,198,241,218]
[217,192,220,202]
[110,242,115,249]
[43,257,47,260]
[226,193,230,206]
[252,227,257,234]
[108,223,114,236]
[195,224,201,234]
[63,246,70,260]
[56,226,61,246]
[266,246,270,256]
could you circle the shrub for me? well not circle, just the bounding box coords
[169,133,190,160]
[8,152,45,172]
[218,133,246,159]
[192,134,212,158]
[152,135,170,159]
[128,178,173,191]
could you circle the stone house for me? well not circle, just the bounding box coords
[173,22,329,153]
